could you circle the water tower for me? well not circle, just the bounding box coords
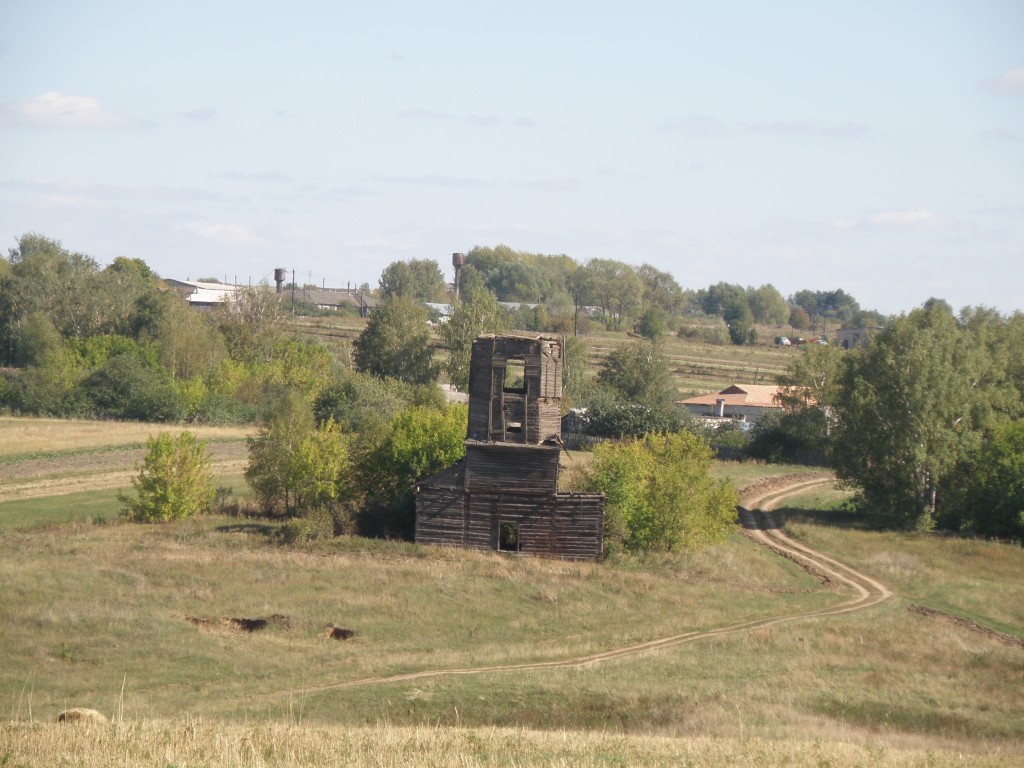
[452,253,465,299]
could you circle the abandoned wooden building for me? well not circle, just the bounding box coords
[415,335,605,560]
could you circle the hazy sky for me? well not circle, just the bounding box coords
[1,1,1022,315]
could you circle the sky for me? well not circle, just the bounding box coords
[1,1,1022,316]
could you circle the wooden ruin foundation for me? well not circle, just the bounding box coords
[415,335,605,561]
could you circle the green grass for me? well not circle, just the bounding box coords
[710,459,820,489]
[0,471,250,531]
[1,505,1021,764]
[780,495,1024,643]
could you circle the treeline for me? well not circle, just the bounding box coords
[375,245,887,344]
[0,234,335,422]
[0,234,469,540]
[746,305,1024,541]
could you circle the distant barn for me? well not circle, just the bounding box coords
[415,335,605,561]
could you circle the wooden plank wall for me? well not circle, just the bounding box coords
[464,443,560,492]
[466,335,563,444]
[415,489,605,561]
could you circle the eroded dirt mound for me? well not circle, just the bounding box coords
[186,614,292,633]
[908,604,1024,648]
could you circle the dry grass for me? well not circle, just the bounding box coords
[1,418,1021,765]
[3,720,1016,767]
[1,510,1021,764]
[0,416,252,457]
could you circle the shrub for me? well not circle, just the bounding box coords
[585,431,736,552]
[120,432,215,522]
[82,353,184,421]
[245,393,350,517]
[354,404,467,538]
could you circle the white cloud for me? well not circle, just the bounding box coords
[397,106,536,129]
[745,120,869,138]
[183,107,219,121]
[867,207,941,227]
[518,178,579,192]
[184,221,262,245]
[220,169,292,182]
[982,127,1023,142]
[981,67,1024,96]
[370,174,489,189]
[2,91,126,128]
[659,115,728,137]
[396,106,453,121]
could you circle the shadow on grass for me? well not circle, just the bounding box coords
[215,522,279,537]
[774,504,876,531]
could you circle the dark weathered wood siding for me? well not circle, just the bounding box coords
[467,335,563,444]
[415,489,605,561]
[464,443,560,492]
[416,333,604,561]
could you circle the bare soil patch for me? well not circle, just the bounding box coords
[186,614,292,633]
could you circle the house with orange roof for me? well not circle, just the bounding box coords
[678,384,785,424]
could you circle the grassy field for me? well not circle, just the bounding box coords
[1,485,1022,764]
[3,720,1015,767]
[0,416,252,458]
[0,417,252,530]
[1,416,1022,765]
[285,312,807,398]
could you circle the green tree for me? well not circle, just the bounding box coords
[585,431,736,552]
[830,306,980,530]
[637,307,668,341]
[561,335,591,409]
[942,419,1024,541]
[1,233,102,362]
[245,392,349,516]
[354,404,467,538]
[82,352,185,421]
[215,285,285,362]
[788,305,811,331]
[314,370,445,433]
[120,432,215,522]
[149,291,227,381]
[596,339,676,411]
[746,284,790,325]
[378,258,447,302]
[12,312,63,367]
[353,295,436,385]
[637,263,686,318]
[723,295,756,345]
[439,291,512,391]
[584,258,643,331]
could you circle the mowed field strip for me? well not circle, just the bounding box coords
[0,418,251,501]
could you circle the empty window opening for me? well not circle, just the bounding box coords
[499,522,520,552]
[503,358,526,393]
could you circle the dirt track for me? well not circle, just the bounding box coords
[268,475,893,699]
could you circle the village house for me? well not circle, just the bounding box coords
[678,383,786,425]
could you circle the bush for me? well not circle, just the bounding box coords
[120,432,215,522]
[585,431,736,553]
[245,392,350,517]
[82,353,184,421]
[354,404,467,538]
